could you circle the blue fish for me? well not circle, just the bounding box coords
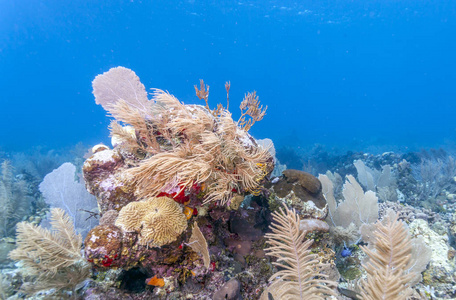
[341,247,353,257]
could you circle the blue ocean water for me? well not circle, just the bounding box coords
[1,0,455,152]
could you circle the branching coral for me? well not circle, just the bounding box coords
[92,67,273,205]
[115,196,188,247]
[238,91,267,131]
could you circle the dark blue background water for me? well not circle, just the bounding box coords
[1,0,455,152]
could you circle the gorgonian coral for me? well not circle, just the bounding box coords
[92,67,273,205]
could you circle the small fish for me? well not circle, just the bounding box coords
[146,275,165,287]
[341,246,353,257]
[338,287,362,300]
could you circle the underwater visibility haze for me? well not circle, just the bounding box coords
[1,0,456,151]
[1,1,456,299]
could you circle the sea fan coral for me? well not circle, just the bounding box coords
[187,221,210,269]
[115,196,188,247]
[92,67,273,206]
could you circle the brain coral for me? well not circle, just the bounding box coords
[115,197,188,247]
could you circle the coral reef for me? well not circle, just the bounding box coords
[81,67,276,286]
[83,194,277,299]
[89,66,273,206]
[213,278,241,300]
[83,147,133,212]
[84,224,124,268]
[78,67,283,298]
[409,218,456,289]
[7,66,456,299]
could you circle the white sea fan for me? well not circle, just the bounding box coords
[92,66,151,116]
[39,162,98,238]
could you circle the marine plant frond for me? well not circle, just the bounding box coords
[199,131,223,155]
[0,160,31,238]
[166,109,215,140]
[1,160,13,186]
[20,263,90,295]
[90,67,273,206]
[201,171,240,205]
[217,112,238,139]
[194,79,210,109]
[107,100,160,152]
[237,91,267,131]
[236,162,264,193]
[264,205,337,300]
[152,88,186,112]
[49,207,83,255]
[203,185,235,205]
[225,81,230,110]
[127,152,212,200]
[109,121,141,151]
[151,88,216,140]
[359,211,416,300]
[193,79,235,118]
[0,161,13,207]
[8,208,90,295]
[9,208,84,276]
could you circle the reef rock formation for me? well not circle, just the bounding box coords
[268,169,328,219]
[82,67,274,282]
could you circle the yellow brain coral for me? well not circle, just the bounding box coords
[115,197,188,247]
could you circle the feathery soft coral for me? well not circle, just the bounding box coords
[92,67,273,206]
